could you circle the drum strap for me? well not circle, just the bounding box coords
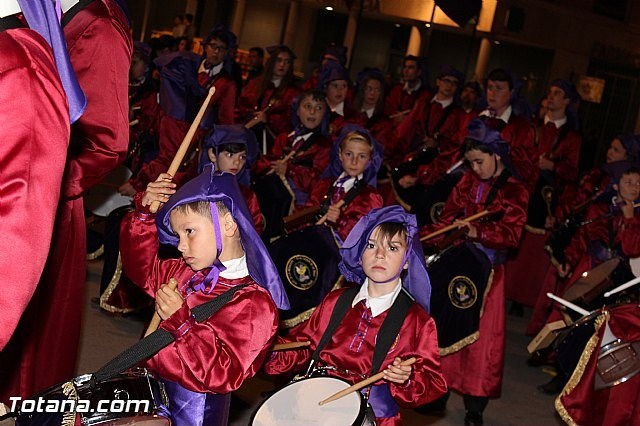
[321,178,367,213]
[93,284,248,382]
[483,169,511,209]
[309,287,412,376]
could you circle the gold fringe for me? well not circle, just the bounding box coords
[61,381,78,426]
[99,252,138,315]
[280,276,345,329]
[86,244,104,261]
[439,268,494,356]
[554,312,607,425]
[524,224,547,235]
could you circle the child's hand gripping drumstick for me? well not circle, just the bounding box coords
[149,87,216,213]
[144,278,179,337]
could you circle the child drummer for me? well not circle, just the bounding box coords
[264,205,447,425]
[120,168,289,425]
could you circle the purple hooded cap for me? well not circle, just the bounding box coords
[338,206,431,313]
[550,79,580,104]
[198,125,259,186]
[466,118,519,178]
[266,44,297,60]
[319,61,350,89]
[356,67,384,88]
[438,64,465,85]
[18,0,86,124]
[203,25,237,51]
[321,124,384,187]
[616,133,640,165]
[156,166,290,310]
[322,44,348,66]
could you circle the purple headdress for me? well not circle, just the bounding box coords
[338,206,431,313]
[321,124,383,187]
[156,166,289,310]
[319,61,350,89]
[465,118,519,178]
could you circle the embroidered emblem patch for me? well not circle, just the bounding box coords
[286,255,318,290]
[430,201,446,224]
[448,276,478,309]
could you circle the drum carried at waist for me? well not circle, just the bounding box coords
[14,368,169,426]
[426,242,493,355]
[252,173,295,241]
[268,225,343,328]
[251,376,375,426]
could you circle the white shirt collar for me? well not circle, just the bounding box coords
[199,60,224,77]
[331,102,345,116]
[362,107,375,118]
[272,78,282,88]
[291,131,313,145]
[0,0,20,18]
[61,0,80,13]
[352,278,404,317]
[220,255,249,279]
[333,172,363,193]
[544,115,567,129]
[431,96,453,109]
[479,105,512,123]
[403,80,422,94]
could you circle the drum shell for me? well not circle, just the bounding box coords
[251,376,375,426]
[594,340,640,390]
[268,225,342,328]
[252,173,294,240]
[554,312,600,378]
[15,368,169,426]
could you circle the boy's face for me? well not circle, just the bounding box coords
[607,138,628,163]
[205,37,227,66]
[339,138,371,177]
[298,96,326,129]
[170,209,218,271]
[208,148,247,175]
[546,86,570,113]
[272,52,292,79]
[326,80,348,106]
[436,75,459,99]
[363,79,382,107]
[402,60,420,83]
[486,79,512,112]
[617,172,640,202]
[361,226,407,285]
[465,149,500,181]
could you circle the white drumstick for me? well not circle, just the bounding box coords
[446,159,464,174]
[604,276,640,298]
[546,292,590,316]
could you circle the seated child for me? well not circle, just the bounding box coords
[200,124,264,234]
[252,89,332,239]
[304,124,384,241]
[120,168,289,425]
[264,205,448,426]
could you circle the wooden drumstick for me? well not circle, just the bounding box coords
[144,278,179,337]
[266,149,297,175]
[604,276,640,298]
[388,109,411,119]
[318,357,416,406]
[271,341,311,351]
[546,292,590,316]
[149,87,216,213]
[316,199,346,225]
[420,210,490,242]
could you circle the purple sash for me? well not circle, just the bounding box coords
[364,383,399,419]
[161,380,231,426]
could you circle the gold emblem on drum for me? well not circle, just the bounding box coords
[448,276,478,309]
[286,255,319,290]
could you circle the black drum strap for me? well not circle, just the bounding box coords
[322,178,367,212]
[370,290,412,375]
[484,169,511,209]
[309,287,412,376]
[93,284,248,382]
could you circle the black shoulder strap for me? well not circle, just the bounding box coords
[311,287,359,365]
[322,178,367,211]
[370,289,413,375]
[484,169,512,209]
[93,284,249,382]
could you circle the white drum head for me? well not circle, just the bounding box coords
[253,377,362,426]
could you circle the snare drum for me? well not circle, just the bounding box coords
[251,376,375,426]
[16,368,169,426]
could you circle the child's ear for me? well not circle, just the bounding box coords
[403,261,409,270]
[222,212,238,236]
[613,183,619,192]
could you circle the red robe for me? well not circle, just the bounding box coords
[556,303,640,426]
[264,288,448,426]
[0,0,132,401]
[253,131,332,201]
[241,184,264,234]
[505,121,582,306]
[328,105,365,139]
[0,29,70,351]
[119,198,279,394]
[383,83,431,118]
[421,170,528,398]
[305,178,383,241]
[237,77,300,136]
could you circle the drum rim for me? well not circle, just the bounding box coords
[595,340,640,390]
[250,375,368,426]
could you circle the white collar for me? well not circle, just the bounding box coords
[0,0,20,18]
[362,107,375,118]
[431,96,453,108]
[352,278,403,317]
[479,105,512,123]
[220,255,249,279]
[331,102,345,116]
[403,80,422,94]
[199,60,224,77]
[61,0,81,13]
[290,131,313,144]
[271,78,282,88]
[333,172,363,193]
[544,115,567,129]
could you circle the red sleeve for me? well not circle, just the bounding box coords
[241,185,264,234]
[287,139,331,195]
[335,187,383,241]
[212,75,237,125]
[235,77,261,122]
[553,130,582,185]
[62,0,133,198]
[0,30,70,350]
[501,118,537,193]
[252,132,288,176]
[620,215,640,258]
[265,85,300,136]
